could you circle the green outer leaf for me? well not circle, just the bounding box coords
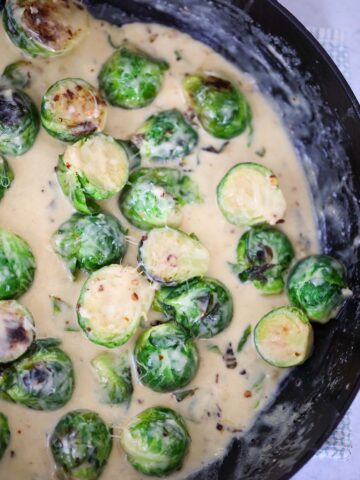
[0,227,36,300]
[287,254,347,323]
[0,156,14,200]
[98,46,169,109]
[134,322,199,393]
[0,412,10,460]
[91,350,133,405]
[237,325,252,353]
[50,409,112,480]
[154,276,233,338]
[2,60,33,89]
[120,406,190,476]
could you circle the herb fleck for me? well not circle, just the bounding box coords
[237,325,252,353]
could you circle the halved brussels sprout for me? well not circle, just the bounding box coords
[138,227,209,285]
[0,228,36,300]
[41,78,107,143]
[0,156,14,200]
[0,338,74,410]
[98,46,169,109]
[91,350,133,405]
[3,0,89,58]
[0,413,10,460]
[133,109,198,162]
[232,224,295,294]
[154,277,233,338]
[0,87,40,156]
[57,133,130,213]
[52,212,128,278]
[0,300,35,363]
[77,265,154,348]
[120,406,190,476]
[2,60,33,89]
[119,167,201,230]
[254,306,313,367]
[287,255,348,323]
[50,409,112,480]
[134,322,199,392]
[183,73,251,139]
[217,163,287,226]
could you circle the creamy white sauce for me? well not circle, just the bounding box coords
[0,17,318,480]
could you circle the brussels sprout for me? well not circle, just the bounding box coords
[3,0,89,58]
[0,156,14,200]
[133,109,198,162]
[52,212,128,278]
[98,46,169,109]
[117,139,141,170]
[134,322,198,392]
[91,350,133,405]
[56,133,129,213]
[183,74,251,139]
[0,338,74,410]
[287,254,348,323]
[0,228,36,300]
[119,167,201,230]
[232,224,295,294]
[154,277,233,338]
[254,306,313,367]
[50,409,112,480]
[0,413,10,460]
[2,60,33,89]
[217,163,287,226]
[77,265,154,348]
[120,406,190,476]
[41,79,108,143]
[0,87,39,156]
[138,227,209,285]
[0,300,35,363]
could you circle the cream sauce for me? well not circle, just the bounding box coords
[0,17,318,480]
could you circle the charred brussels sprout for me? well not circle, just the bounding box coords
[3,0,89,58]
[77,265,154,348]
[0,156,14,200]
[0,338,74,410]
[2,60,33,89]
[138,227,209,285]
[98,46,169,109]
[154,277,233,338]
[50,409,112,480]
[120,406,190,476]
[254,306,313,367]
[41,78,107,143]
[135,322,198,392]
[133,109,198,161]
[233,225,294,294]
[57,133,129,214]
[217,163,286,226]
[287,255,348,323]
[0,228,36,300]
[119,167,201,230]
[183,74,251,139]
[91,350,133,405]
[0,87,39,156]
[0,300,35,363]
[0,413,10,460]
[52,212,128,278]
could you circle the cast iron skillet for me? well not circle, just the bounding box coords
[85,0,360,479]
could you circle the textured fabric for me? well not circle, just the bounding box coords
[307,27,352,460]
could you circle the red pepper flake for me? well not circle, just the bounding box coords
[294,352,300,357]
[65,162,72,169]
[216,423,224,431]
[53,94,60,101]
[17,430,22,434]
[137,399,144,404]
[131,292,139,301]
[159,354,164,360]
[244,390,252,398]
[215,373,219,384]
[86,327,92,332]
[276,219,285,224]
[123,317,129,323]
[10,450,15,458]
[98,284,104,292]
[76,303,81,310]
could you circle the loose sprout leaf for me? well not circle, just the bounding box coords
[50,409,112,480]
[3,0,89,58]
[0,412,10,460]
[173,388,198,402]
[119,167,201,230]
[91,350,133,405]
[237,325,252,353]
[120,406,190,476]
[50,295,79,332]
[217,163,287,226]
[107,33,122,49]
[287,254,348,323]
[255,147,266,157]
[206,343,222,355]
[0,156,14,201]
[1,60,33,89]
[183,74,252,139]
[134,322,199,393]
[98,46,169,109]
[202,141,229,154]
